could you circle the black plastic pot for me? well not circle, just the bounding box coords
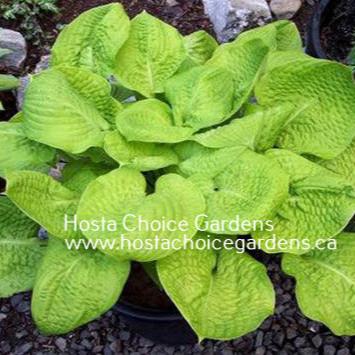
[305,0,331,59]
[115,301,198,345]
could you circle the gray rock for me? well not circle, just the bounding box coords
[34,54,51,74]
[270,0,302,19]
[312,335,323,348]
[0,28,27,71]
[16,75,30,111]
[299,348,317,355]
[324,345,336,355]
[202,0,272,42]
[14,342,32,355]
[166,0,178,6]
[337,349,350,355]
[55,338,67,352]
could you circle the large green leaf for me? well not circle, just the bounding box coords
[0,197,44,297]
[273,21,303,51]
[178,30,218,72]
[236,20,302,52]
[32,239,130,335]
[6,171,81,240]
[165,66,235,130]
[116,99,193,143]
[115,12,186,97]
[316,139,355,188]
[207,39,269,113]
[184,30,217,65]
[255,53,355,159]
[283,233,355,335]
[253,150,355,254]
[192,104,296,151]
[104,130,178,171]
[0,122,55,177]
[61,160,112,193]
[157,237,275,341]
[23,67,118,154]
[51,4,130,77]
[77,168,205,261]
[184,149,289,234]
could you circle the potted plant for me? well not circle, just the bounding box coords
[0,2,354,345]
[306,0,355,62]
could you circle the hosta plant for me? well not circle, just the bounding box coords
[1,3,355,341]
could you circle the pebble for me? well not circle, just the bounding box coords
[1,254,354,354]
[270,0,302,19]
[14,343,32,355]
[55,338,67,352]
[337,349,350,355]
[166,0,178,6]
[324,345,337,355]
[312,335,323,348]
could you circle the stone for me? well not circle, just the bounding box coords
[16,75,30,110]
[312,334,323,348]
[324,345,336,355]
[0,28,27,71]
[166,0,178,6]
[55,338,67,352]
[202,0,272,42]
[34,54,51,74]
[270,0,302,20]
[337,349,350,355]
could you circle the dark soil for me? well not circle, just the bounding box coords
[293,0,320,40]
[0,91,17,120]
[321,0,355,61]
[1,255,355,354]
[0,0,213,73]
[121,263,175,310]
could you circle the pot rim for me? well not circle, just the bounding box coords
[116,300,184,322]
[306,0,332,59]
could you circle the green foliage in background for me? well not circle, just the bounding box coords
[0,0,58,45]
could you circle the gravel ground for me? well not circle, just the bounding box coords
[1,255,354,354]
[2,0,351,354]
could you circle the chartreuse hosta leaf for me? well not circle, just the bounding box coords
[157,236,275,341]
[0,197,45,297]
[236,20,302,52]
[61,160,112,193]
[32,239,130,335]
[253,150,355,254]
[207,39,269,113]
[6,171,81,240]
[23,67,120,154]
[115,12,186,97]
[192,104,297,151]
[116,99,193,143]
[165,66,235,130]
[283,233,355,335]
[181,149,289,234]
[77,168,205,262]
[104,130,178,171]
[178,30,218,72]
[0,122,55,177]
[315,139,355,188]
[51,4,130,77]
[184,30,218,65]
[255,52,355,159]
